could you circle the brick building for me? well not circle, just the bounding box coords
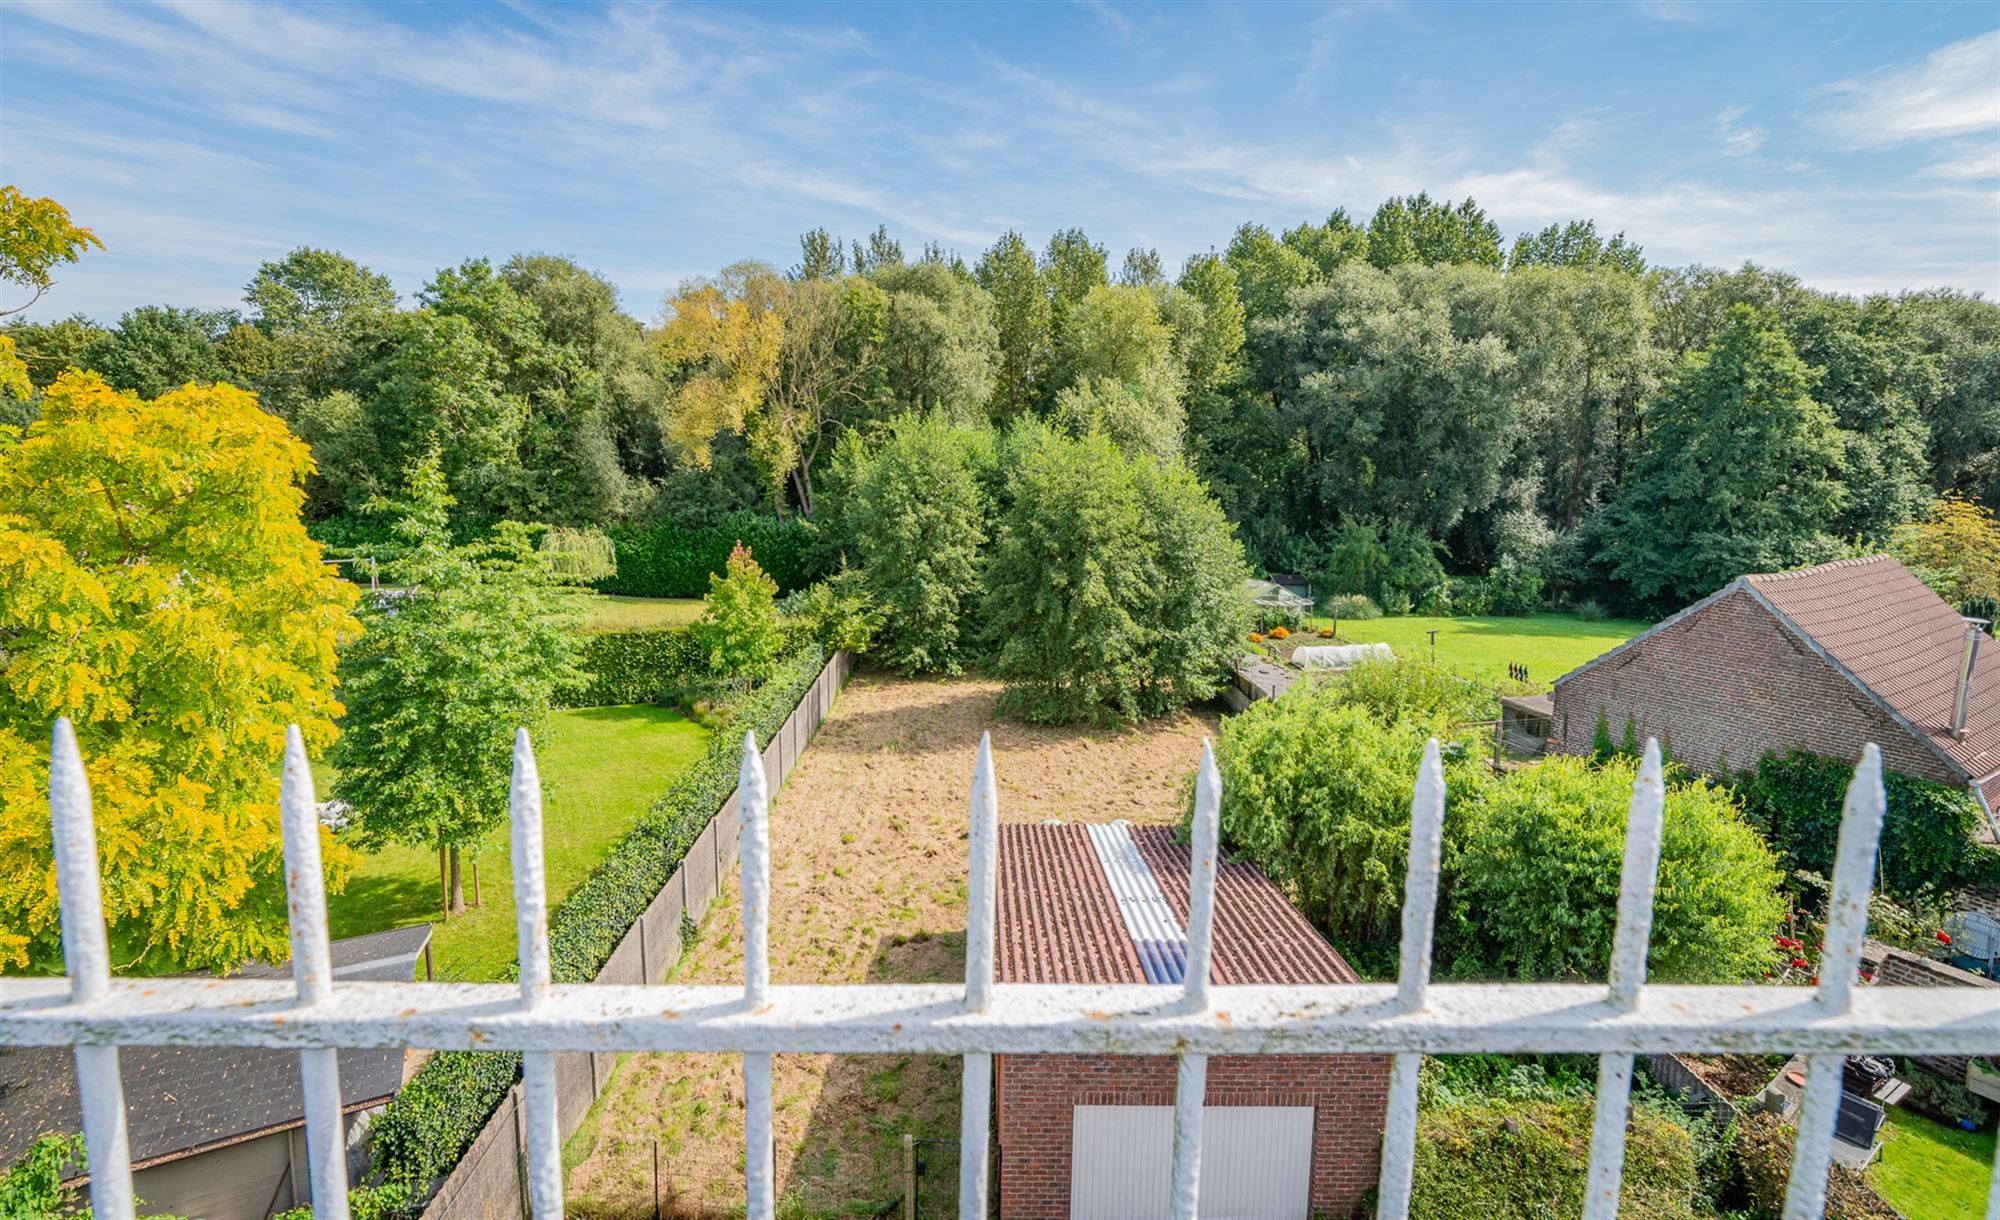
[994,823,1389,1220]
[1550,555,1998,833]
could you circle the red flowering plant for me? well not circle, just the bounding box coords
[1769,873,1958,988]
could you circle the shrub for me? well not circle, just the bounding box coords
[0,1132,83,1218]
[830,415,992,674]
[987,424,1248,724]
[1571,597,1609,622]
[368,645,829,1199]
[1733,1112,1898,1218]
[1213,685,1483,946]
[537,525,617,583]
[1323,592,1384,621]
[599,511,824,598]
[1479,556,1544,616]
[1902,1060,1994,1125]
[1318,518,1447,616]
[1410,1097,1699,1220]
[1333,657,1493,726]
[559,628,706,708]
[778,571,883,656]
[1448,755,1785,983]
[695,542,784,683]
[1739,750,1988,902]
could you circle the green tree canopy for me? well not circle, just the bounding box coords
[329,452,581,915]
[1447,754,1786,984]
[1592,305,1846,610]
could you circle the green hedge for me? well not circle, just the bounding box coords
[366,644,831,1200]
[558,628,706,708]
[1411,1097,1699,1219]
[598,512,826,598]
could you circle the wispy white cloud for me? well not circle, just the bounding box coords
[1920,144,2000,180]
[1630,1,1723,25]
[1812,29,2000,148]
[1714,106,1767,157]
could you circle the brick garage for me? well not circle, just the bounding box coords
[993,824,1389,1220]
[1551,555,1998,826]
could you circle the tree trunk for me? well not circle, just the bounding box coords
[439,842,450,921]
[472,859,482,908]
[790,462,815,519]
[448,847,464,914]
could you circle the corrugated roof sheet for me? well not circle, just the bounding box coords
[997,824,1358,985]
[1745,555,1998,798]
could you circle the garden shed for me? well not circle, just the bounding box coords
[0,926,429,1220]
[992,823,1388,1220]
[1550,555,1999,836]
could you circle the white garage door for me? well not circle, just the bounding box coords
[1069,1105,1314,1220]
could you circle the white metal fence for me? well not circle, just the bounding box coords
[4,720,1999,1219]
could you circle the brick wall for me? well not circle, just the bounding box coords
[1552,587,1962,787]
[1875,948,1998,1082]
[995,1052,1390,1220]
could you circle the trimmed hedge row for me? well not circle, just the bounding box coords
[366,644,830,1200]
[558,628,706,709]
[598,512,826,599]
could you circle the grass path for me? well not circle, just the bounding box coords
[562,674,1219,1218]
[325,705,709,981]
[1869,1106,1993,1220]
[1310,612,1650,687]
[566,593,705,633]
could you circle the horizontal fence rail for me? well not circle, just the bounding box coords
[3,722,1998,1220]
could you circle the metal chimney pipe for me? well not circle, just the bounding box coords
[1954,619,1987,740]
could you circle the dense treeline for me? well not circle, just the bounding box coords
[8,191,1997,615]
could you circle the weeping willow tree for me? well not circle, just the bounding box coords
[538,525,617,584]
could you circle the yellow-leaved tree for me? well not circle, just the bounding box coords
[657,261,784,465]
[1892,494,2000,607]
[0,373,360,972]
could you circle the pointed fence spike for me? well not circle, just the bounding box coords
[49,720,136,1216]
[510,727,551,1007]
[1184,738,1222,1010]
[1395,738,1446,1010]
[740,728,770,1006]
[1607,739,1667,1009]
[1818,744,1886,1016]
[965,733,998,1010]
[280,726,352,1219]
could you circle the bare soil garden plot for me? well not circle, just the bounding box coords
[563,673,1220,1218]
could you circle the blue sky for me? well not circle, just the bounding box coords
[4,1,1997,322]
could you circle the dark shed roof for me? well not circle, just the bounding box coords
[0,1044,406,1170]
[996,823,1358,985]
[0,929,425,1171]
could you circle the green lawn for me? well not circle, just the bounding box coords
[1869,1106,1994,1220]
[325,705,710,981]
[565,592,705,634]
[1307,611,1651,687]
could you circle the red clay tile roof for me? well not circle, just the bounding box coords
[996,824,1359,985]
[1743,555,1998,809]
